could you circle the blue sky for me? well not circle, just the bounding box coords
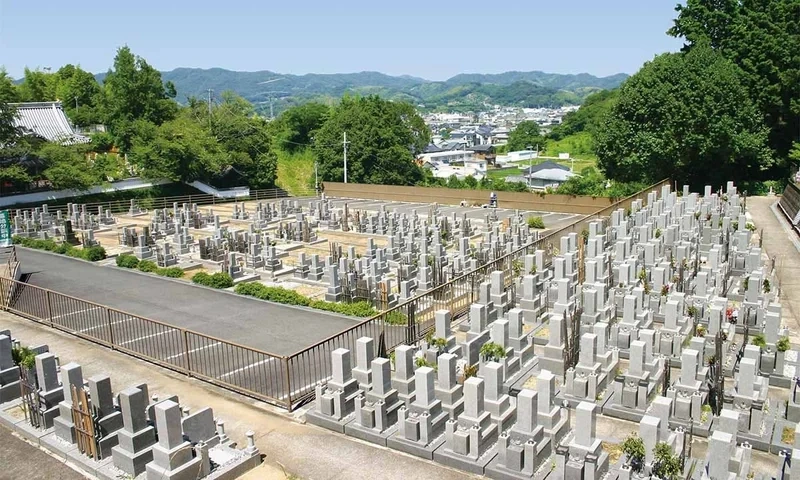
[0,0,685,80]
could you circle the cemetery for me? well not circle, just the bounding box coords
[300,181,800,479]
[0,328,262,480]
[10,195,577,317]
[6,181,800,479]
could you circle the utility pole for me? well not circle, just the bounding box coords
[207,89,213,115]
[527,145,533,188]
[74,96,79,110]
[269,96,274,121]
[343,131,350,183]
[314,161,319,195]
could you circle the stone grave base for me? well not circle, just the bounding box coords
[433,443,498,475]
[344,422,399,447]
[601,395,652,423]
[304,409,354,434]
[65,448,115,479]
[485,453,553,480]
[206,445,262,480]
[231,273,262,285]
[40,431,79,461]
[735,423,775,453]
[0,403,56,445]
[557,389,612,410]
[767,373,793,388]
[507,368,538,397]
[386,432,446,460]
[503,358,539,396]
[770,417,797,454]
[670,417,713,438]
[272,266,298,277]
[544,414,571,448]
[537,357,565,377]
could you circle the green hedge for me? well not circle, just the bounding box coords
[192,272,234,289]
[13,236,106,261]
[234,282,379,318]
[116,253,184,278]
[137,260,159,273]
[116,254,140,268]
[527,216,545,229]
[234,282,310,305]
[157,267,185,278]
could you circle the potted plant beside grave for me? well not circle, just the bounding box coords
[423,331,448,364]
[751,333,767,350]
[651,442,682,480]
[11,345,37,387]
[480,342,507,364]
[773,335,791,375]
[620,434,645,475]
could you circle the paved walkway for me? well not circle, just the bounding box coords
[17,248,358,356]
[0,425,87,480]
[747,197,800,342]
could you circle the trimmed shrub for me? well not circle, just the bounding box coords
[116,254,140,269]
[82,246,107,261]
[156,267,184,278]
[192,272,233,289]
[309,300,377,318]
[384,310,408,325]
[235,282,379,318]
[13,235,105,261]
[527,216,545,229]
[137,260,158,273]
[235,283,310,306]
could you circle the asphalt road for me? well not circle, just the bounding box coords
[0,425,87,480]
[16,248,358,357]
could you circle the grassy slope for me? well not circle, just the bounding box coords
[544,131,598,163]
[276,149,316,196]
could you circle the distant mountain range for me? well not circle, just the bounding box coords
[96,68,629,114]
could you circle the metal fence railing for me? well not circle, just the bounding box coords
[0,277,291,407]
[8,187,317,219]
[1,179,671,410]
[282,178,673,406]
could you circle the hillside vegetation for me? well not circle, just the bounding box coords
[114,68,629,115]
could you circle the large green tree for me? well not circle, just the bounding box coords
[507,120,544,151]
[101,46,178,151]
[128,115,224,182]
[209,92,277,188]
[37,144,97,191]
[16,68,57,102]
[273,102,330,153]
[669,0,800,165]
[549,89,619,140]
[595,43,773,187]
[54,65,103,126]
[0,69,21,145]
[313,95,429,185]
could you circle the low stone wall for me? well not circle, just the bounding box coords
[778,181,800,227]
[0,178,171,208]
[321,182,621,215]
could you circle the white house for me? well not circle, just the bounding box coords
[419,149,475,165]
[505,160,576,190]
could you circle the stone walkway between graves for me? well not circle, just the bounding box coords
[748,196,800,343]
